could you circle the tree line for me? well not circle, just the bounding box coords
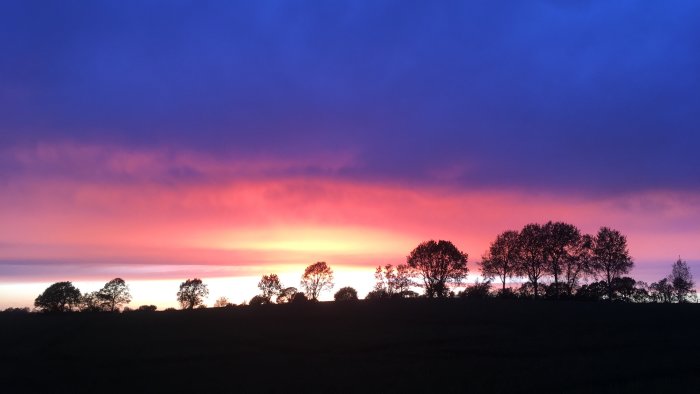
[7,222,697,313]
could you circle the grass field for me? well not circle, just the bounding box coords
[1,299,698,393]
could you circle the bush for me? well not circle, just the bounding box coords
[334,287,358,302]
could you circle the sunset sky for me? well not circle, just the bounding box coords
[2,1,699,308]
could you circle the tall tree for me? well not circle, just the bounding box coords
[177,278,209,309]
[406,240,468,298]
[34,281,82,312]
[97,278,132,312]
[592,227,633,300]
[563,234,594,296]
[669,257,695,303]
[301,262,334,300]
[543,221,581,297]
[480,230,520,291]
[258,274,283,303]
[516,224,547,299]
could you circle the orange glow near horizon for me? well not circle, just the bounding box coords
[1,144,699,308]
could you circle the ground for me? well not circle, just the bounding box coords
[1,299,698,393]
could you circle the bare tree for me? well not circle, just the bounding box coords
[258,274,283,303]
[592,227,633,300]
[177,278,209,309]
[669,257,695,303]
[97,278,132,312]
[407,240,468,298]
[301,262,334,300]
[480,230,520,291]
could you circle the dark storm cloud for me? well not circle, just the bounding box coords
[1,0,699,193]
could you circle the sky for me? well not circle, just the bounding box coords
[1,1,700,308]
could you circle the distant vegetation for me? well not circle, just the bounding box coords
[4,222,697,314]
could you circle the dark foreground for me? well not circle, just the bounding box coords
[1,300,699,393]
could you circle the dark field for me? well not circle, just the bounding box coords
[1,300,699,393]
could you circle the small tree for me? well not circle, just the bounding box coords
[649,278,674,303]
[177,278,209,309]
[407,240,468,298]
[97,278,132,312]
[258,274,283,303]
[374,264,414,297]
[34,281,82,312]
[301,262,334,300]
[334,287,358,302]
[592,227,634,300]
[137,305,157,312]
[459,279,492,299]
[213,296,231,308]
[481,230,520,291]
[669,257,695,303]
[79,291,104,312]
[276,287,298,304]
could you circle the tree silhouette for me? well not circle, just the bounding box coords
[97,278,132,312]
[258,274,283,303]
[301,262,334,300]
[177,278,209,309]
[374,264,414,297]
[564,234,594,296]
[213,296,231,308]
[276,287,298,304]
[516,224,548,299]
[542,221,582,298]
[34,281,82,312]
[459,279,492,299]
[79,291,104,312]
[669,258,695,303]
[481,230,520,291]
[249,295,268,306]
[334,287,358,301]
[592,227,633,300]
[649,278,674,303]
[291,292,308,303]
[137,305,157,311]
[407,240,468,298]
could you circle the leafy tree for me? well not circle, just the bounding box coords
[291,292,308,303]
[542,221,582,298]
[137,305,157,311]
[258,274,283,303]
[592,227,634,300]
[301,262,334,300]
[213,296,231,308]
[34,281,82,312]
[611,277,636,302]
[97,278,132,312]
[649,278,674,303]
[459,279,492,299]
[669,257,695,303]
[365,289,390,300]
[564,234,594,296]
[177,278,209,309]
[516,224,548,299]
[334,287,358,301]
[79,291,105,312]
[249,295,268,306]
[480,230,520,291]
[276,287,298,304]
[374,264,414,297]
[406,240,469,298]
[575,281,607,301]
